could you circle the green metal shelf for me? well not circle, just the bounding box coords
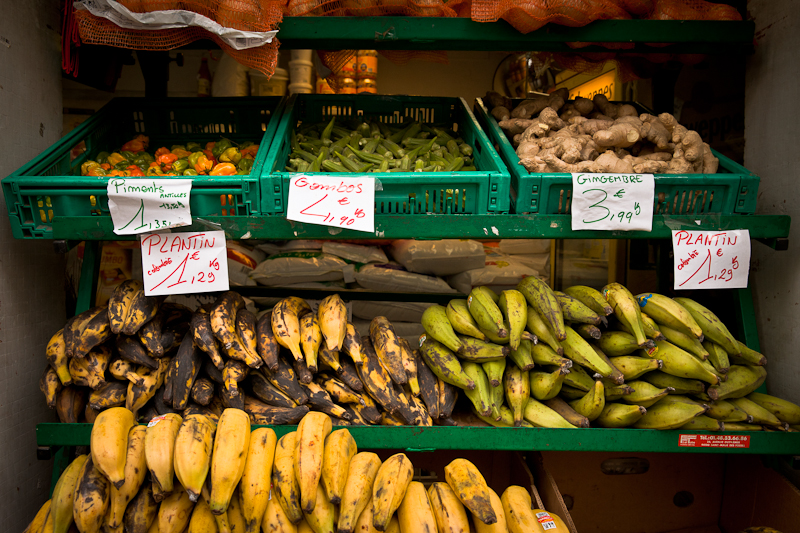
[50,214,790,242]
[36,423,800,455]
[275,17,755,54]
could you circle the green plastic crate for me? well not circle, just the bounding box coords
[261,94,510,215]
[3,96,284,239]
[474,97,760,215]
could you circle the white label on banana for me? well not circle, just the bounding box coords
[419,334,426,348]
[570,173,654,231]
[147,415,166,427]
[536,512,557,530]
[671,229,750,289]
[108,178,192,235]
[140,230,229,296]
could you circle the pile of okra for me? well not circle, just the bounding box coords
[285,116,476,173]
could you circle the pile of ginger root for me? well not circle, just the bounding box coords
[485,89,719,175]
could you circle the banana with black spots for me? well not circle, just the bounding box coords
[257,310,281,371]
[272,432,305,524]
[209,408,251,514]
[51,454,88,533]
[108,280,140,335]
[46,329,72,386]
[295,412,332,513]
[272,297,311,362]
[106,425,147,530]
[124,482,158,533]
[247,372,298,408]
[504,366,529,427]
[300,381,352,420]
[357,337,406,418]
[73,456,111,533]
[563,285,613,316]
[444,458,497,525]
[398,338,420,396]
[138,312,164,358]
[240,427,277,533]
[262,356,309,405]
[518,276,565,341]
[39,365,62,409]
[370,316,408,385]
[89,381,128,411]
[554,291,602,326]
[244,396,309,425]
[419,336,475,390]
[300,313,323,373]
[498,289,527,351]
[372,453,414,531]
[342,322,366,364]
[525,308,563,355]
[73,306,112,359]
[468,287,509,340]
[421,304,463,353]
[123,288,160,336]
[173,414,215,503]
[543,397,591,427]
[191,309,224,370]
[321,428,357,505]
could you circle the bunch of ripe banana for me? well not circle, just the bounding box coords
[26,408,570,533]
[420,279,800,431]
[40,283,451,427]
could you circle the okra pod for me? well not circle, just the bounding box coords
[381,139,406,158]
[322,160,348,173]
[330,135,351,154]
[363,138,380,154]
[446,156,465,172]
[349,132,363,151]
[352,148,386,165]
[335,151,362,172]
[446,140,460,156]
[321,117,336,144]
[377,159,390,172]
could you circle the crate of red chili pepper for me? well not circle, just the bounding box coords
[2,97,283,239]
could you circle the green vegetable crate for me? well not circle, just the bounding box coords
[3,97,283,239]
[261,94,511,215]
[473,97,760,215]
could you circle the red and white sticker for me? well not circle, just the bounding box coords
[535,511,557,531]
[678,434,750,449]
[419,334,427,348]
[147,415,167,428]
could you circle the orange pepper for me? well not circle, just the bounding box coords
[155,147,170,157]
[172,148,191,159]
[107,169,129,177]
[209,162,237,176]
[240,145,259,158]
[100,163,111,170]
[127,165,145,177]
[121,134,149,152]
[194,155,213,173]
[86,167,106,177]
[205,141,216,152]
[157,153,179,166]
[149,161,159,168]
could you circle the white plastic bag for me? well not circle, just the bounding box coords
[250,252,353,286]
[389,239,485,276]
[354,263,456,293]
[321,242,388,264]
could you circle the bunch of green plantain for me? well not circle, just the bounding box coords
[41,288,464,428]
[285,116,478,173]
[419,279,800,432]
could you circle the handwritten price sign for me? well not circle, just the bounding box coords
[571,173,654,231]
[108,178,192,235]
[286,175,374,233]
[140,230,229,296]
[672,229,750,289]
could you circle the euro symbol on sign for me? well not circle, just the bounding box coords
[613,189,625,199]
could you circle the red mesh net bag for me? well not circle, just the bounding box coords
[74,0,284,75]
[286,0,457,17]
[471,0,631,33]
[648,0,741,20]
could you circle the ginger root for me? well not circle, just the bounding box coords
[491,106,511,122]
[511,93,567,119]
[593,117,643,149]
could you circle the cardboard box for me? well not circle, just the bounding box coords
[541,451,800,533]
[370,449,577,532]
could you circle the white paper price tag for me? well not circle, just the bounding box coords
[108,178,192,235]
[571,173,654,231]
[140,231,229,296]
[286,175,374,233]
[671,229,750,289]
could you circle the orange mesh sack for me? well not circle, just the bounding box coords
[74,1,283,75]
[286,0,457,17]
[471,0,631,34]
[648,0,741,20]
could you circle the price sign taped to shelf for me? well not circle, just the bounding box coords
[286,175,374,233]
[108,178,192,235]
[571,173,654,231]
[678,434,750,449]
[671,229,750,289]
[140,230,229,296]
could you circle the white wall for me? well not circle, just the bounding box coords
[746,0,800,403]
[0,0,67,529]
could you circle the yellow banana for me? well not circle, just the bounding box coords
[567,380,606,421]
[273,297,312,362]
[608,355,662,381]
[604,283,649,347]
[174,414,215,503]
[39,365,63,409]
[635,293,703,339]
[158,487,195,533]
[428,482,470,533]
[240,427,278,533]
[500,486,537,533]
[318,294,347,351]
[372,453,414,531]
[674,297,739,353]
[498,290,528,351]
[632,397,706,429]
[302,483,336,533]
[468,287,508,340]
[188,497,218,533]
[342,322,366,364]
[300,314,323,373]
[106,425,148,530]
[748,392,800,425]
[595,403,647,428]
[73,456,111,533]
[651,340,720,386]
[444,459,496,525]
[337,452,382,533]
[530,366,569,401]
[227,486,248,532]
[530,510,570,533]
[321,429,357,505]
[473,488,509,533]
[563,285,613,316]
[210,408,251,514]
[660,325,709,360]
[354,495,380,533]
[523,399,577,429]
[51,454,88,533]
[91,406,135,489]
[446,299,486,340]
[273,432,304,524]
[201,480,231,533]
[23,499,50,533]
[398,338,420,397]
[295,412,333,513]
[124,482,159,533]
[145,412,183,499]
[397,481,438,533]
[622,380,673,408]
[46,329,72,386]
[263,496,298,533]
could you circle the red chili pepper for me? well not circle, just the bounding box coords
[155,147,170,157]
